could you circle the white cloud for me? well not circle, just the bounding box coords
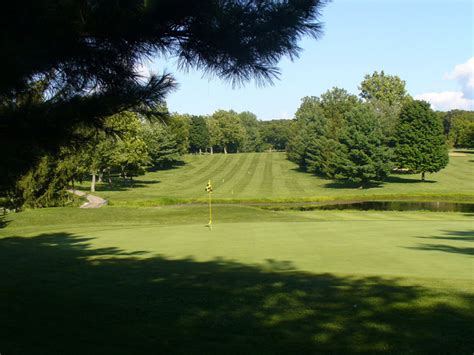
[416,57,474,111]
[415,91,474,111]
[444,57,474,99]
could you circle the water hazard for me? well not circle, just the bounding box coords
[263,201,474,213]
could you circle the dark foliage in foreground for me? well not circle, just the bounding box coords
[0,0,328,194]
[1,232,473,354]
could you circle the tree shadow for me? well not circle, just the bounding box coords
[323,180,383,189]
[407,230,474,256]
[407,244,474,256]
[385,175,435,184]
[416,230,474,242]
[87,179,161,192]
[454,149,474,154]
[0,215,9,229]
[1,232,473,354]
[148,160,187,171]
[290,166,307,173]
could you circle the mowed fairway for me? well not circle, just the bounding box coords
[1,206,473,354]
[86,151,474,205]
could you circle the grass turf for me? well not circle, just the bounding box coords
[80,151,474,206]
[1,206,473,354]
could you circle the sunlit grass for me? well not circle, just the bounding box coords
[78,151,474,206]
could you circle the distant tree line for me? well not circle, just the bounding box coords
[6,104,292,209]
[174,111,292,155]
[287,71,450,187]
[438,110,474,148]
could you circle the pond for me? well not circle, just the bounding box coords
[262,201,474,213]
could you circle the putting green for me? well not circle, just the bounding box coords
[75,220,474,288]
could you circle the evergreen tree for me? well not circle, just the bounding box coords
[142,123,180,169]
[394,100,449,180]
[0,0,328,194]
[303,116,327,174]
[287,96,323,169]
[334,106,393,187]
[189,116,210,154]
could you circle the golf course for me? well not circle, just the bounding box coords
[1,151,473,354]
[79,151,474,205]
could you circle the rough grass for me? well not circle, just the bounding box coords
[1,206,473,354]
[81,151,474,206]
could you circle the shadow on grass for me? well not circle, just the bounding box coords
[408,230,474,256]
[0,216,9,229]
[385,175,435,184]
[148,160,187,171]
[1,233,473,354]
[91,179,161,192]
[323,175,438,189]
[408,244,474,256]
[416,230,474,242]
[323,180,383,189]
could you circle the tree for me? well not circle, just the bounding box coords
[259,119,292,151]
[287,91,359,175]
[287,96,323,169]
[359,71,408,106]
[442,110,474,147]
[109,114,150,181]
[189,116,210,154]
[0,0,328,195]
[319,87,360,139]
[142,123,181,169]
[211,110,246,154]
[206,117,223,155]
[334,106,393,187]
[168,113,191,154]
[239,112,263,152]
[395,100,449,181]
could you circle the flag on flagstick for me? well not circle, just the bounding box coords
[205,180,213,193]
[205,180,213,229]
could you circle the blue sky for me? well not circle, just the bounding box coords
[144,0,473,120]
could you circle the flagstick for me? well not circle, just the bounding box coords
[208,191,212,230]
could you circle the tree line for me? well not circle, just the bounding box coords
[287,71,450,187]
[173,111,292,155]
[6,106,292,209]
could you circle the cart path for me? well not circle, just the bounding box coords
[68,189,108,208]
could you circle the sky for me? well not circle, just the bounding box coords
[143,0,473,120]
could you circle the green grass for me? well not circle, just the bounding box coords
[81,151,474,206]
[2,151,473,353]
[1,206,473,353]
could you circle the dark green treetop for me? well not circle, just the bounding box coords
[334,105,393,187]
[394,100,449,180]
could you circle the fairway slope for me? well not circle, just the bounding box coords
[80,152,474,206]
